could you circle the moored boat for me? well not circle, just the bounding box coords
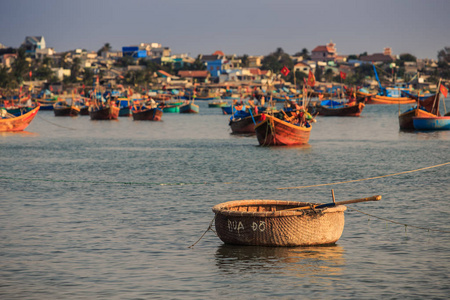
[89,105,120,120]
[229,111,262,134]
[309,99,365,117]
[53,101,80,117]
[179,102,199,114]
[132,107,163,121]
[0,105,40,132]
[367,94,415,105]
[398,93,439,130]
[413,115,450,130]
[254,112,312,146]
[212,195,381,247]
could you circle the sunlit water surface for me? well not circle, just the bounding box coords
[1,101,449,299]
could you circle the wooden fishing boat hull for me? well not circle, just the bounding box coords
[0,105,40,132]
[132,108,163,121]
[229,114,262,134]
[208,101,228,108]
[255,114,311,146]
[398,108,435,130]
[179,103,199,114]
[212,200,346,247]
[313,102,365,117]
[89,106,120,120]
[80,106,89,115]
[367,95,415,105]
[53,106,80,117]
[161,105,179,113]
[413,116,450,130]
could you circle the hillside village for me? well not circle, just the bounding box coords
[1,36,449,96]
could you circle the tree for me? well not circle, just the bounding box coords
[97,43,112,56]
[437,48,450,63]
[11,48,30,84]
[240,54,249,68]
[399,53,416,62]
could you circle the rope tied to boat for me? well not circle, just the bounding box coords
[188,215,216,248]
[347,206,450,233]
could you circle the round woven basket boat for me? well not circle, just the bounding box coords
[212,200,346,247]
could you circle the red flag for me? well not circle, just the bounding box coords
[281,66,290,76]
[440,84,448,98]
[307,69,316,87]
[340,71,346,80]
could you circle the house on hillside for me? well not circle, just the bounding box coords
[178,70,210,84]
[248,56,263,68]
[22,36,46,57]
[200,52,226,79]
[311,41,337,62]
[293,62,312,75]
[360,48,395,64]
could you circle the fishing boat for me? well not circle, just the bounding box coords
[53,100,80,117]
[411,80,450,130]
[132,107,163,121]
[89,100,120,120]
[229,109,262,134]
[367,63,415,104]
[36,97,58,110]
[208,99,228,108]
[309,99,365,117]
[367,94,415,105]
[398,93,439,130]
[179,101,199,114]
[254,112,312,146]
[413,115,450,130]
[212,195,381,246]
[0,105,40,132]
[116,98,132,117]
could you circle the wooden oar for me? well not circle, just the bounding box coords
[283,195,382,211]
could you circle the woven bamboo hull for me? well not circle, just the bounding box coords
[212,200,346,247]
[0,105,40,132]
[132,108,163,121]
[255,115,311,146]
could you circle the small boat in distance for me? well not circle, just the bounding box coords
[179,101,199,114]
[53,100,80,117]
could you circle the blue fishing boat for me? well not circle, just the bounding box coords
[179,102,199,114]
[411,80,450,130]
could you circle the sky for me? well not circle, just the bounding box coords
[1,0,449,60]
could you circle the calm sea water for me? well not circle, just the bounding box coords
[1,100,449,299]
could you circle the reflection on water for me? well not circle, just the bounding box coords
[215,244,345,279]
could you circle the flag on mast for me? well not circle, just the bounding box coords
[307,69,316,87]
